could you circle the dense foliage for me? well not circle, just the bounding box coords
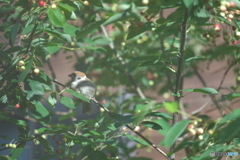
[0,0,240,159]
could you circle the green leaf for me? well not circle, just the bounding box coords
[88,0,103,7]
[182,87,218,94]
[164,102,178,113]
[185,56,204,62]
[10,22,19,46]
[182,0,195,8]
[10,148,24,159]
[47,93,57,106]
[22,24,34,34]
[38,137,54,154]
[163,120,191,148]
[233,19,240,30]
[47,43,62,54]
[30,101,50,126]
[76,20,105,39]
[57,2,75,12]
[66,89,89,102]
[44,28,71,42]
[91,35,112,45]
[103,12,130,26]
[219,117,240,143]
[145,112,172,120]
[63,24,80,36]
[125,134,149,146]
[156,119,171,136]
[127,22,152,40]
[88,151,108,160]
[60,97,76,109]
[81,46,106,52]
[26,79,44,99]
[58,111,76,121]
[141,121,163,130]
[18,57,34,82]
[47,7,66,27]
[218,109,240,125]
[114,114,135,124]
[222,92,240,100]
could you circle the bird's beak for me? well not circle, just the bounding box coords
[68,73,73,77]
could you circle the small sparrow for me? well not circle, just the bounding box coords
[68,71,96,114]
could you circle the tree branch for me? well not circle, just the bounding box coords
[170,9,188,159]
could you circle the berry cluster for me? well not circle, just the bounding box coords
[187,120,205,141]
[202,1,240,45]
[5,143,17,148]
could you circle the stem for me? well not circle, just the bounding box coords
[90,98,171,160]
[25,22,38,54]
[193,66,224,116]
[170,9,188,159]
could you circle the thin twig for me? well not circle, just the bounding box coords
[47,59,60,92]
[217,58,240,91]
[90,98,171,160]
[193,65,225,116]
[25,22,38,54]
[170,9,188,159]
[53,80,170,160]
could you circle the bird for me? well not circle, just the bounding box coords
[68,71,96,114]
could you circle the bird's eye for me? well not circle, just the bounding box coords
[77,77,81,80]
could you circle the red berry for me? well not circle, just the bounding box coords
[101,99,106,104]
[232,40,238,45]
[15,104,20,109]
[56,149,61,154]
[230,1,236,8]
[214,24,221,31]
[38,1,45,7]
[147,71,154,80]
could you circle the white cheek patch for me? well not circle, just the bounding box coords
[71,80,79,89]
[81,76,86,80]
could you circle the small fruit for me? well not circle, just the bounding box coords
[51,3,57,9]
[20,66,25,71]
[187,123,194,130]
[142,0,149,5]
[214,24,221,32]
[232,40,238,45]
[228,14,234,19]
[230,1,236,8]
[15,104,20,109]
[193,120,198,125]
[56,149,61,154]
[12,144,17,148]
[38,1,45,7]
[34,68,40,74]
[208,129,214,135]
[220,5,227,12]
[18,60,25,66]
[83,0,89,5]
[236,31,240,37]
[198,135,203,141]
[196,128,204,135]
[189,129,196,136]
